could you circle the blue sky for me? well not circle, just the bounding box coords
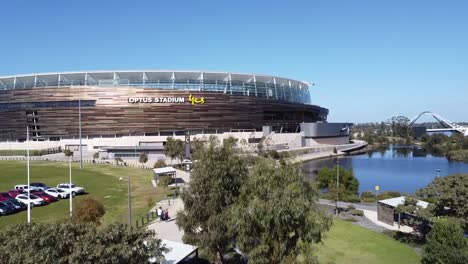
[0,0,466,123]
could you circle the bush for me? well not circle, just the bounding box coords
[347,204,356,210]
[360,191,375,198]
[362,197,376,203]
[153,159,167,168]
[158,176,173,188]
[350,209,364,216]
[342,194,361,203]
[73,197,105,225]
[146,196,155,209]
[93,152,99,159]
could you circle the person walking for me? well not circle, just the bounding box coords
[157,207,163,221]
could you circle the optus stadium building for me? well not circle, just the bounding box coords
[0,70,328,141]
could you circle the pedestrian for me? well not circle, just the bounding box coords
[157,207,163,221]
[164,210,170,222]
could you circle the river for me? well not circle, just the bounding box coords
[302,144,468,194]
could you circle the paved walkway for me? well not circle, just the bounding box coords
[147,168,190,242]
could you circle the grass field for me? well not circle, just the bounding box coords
[316,219,421,264]
[0,160,170,229]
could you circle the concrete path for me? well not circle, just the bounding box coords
[147,197,185,242]
[147,168,190,242]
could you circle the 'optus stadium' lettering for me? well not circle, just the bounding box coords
[128,97,185,104]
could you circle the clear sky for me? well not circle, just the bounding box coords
[0,0,466,123]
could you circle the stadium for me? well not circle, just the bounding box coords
[0,70,329,142]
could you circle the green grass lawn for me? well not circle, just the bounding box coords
[0,160,169,229]
[316,219,421,264]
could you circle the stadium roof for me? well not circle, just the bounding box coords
[0,70,312,90]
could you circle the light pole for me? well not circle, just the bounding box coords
[79,95,82,169]
[436,168,441,178]
[335,159,340,216]
[27,127,31,223]
[69,155,73,218]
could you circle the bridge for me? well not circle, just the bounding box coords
[408,111,468,136]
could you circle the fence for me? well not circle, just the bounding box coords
[0,156,154,170]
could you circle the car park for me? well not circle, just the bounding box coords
[2,199,27,212]
[30,182,51,191]
[15,194,45,207]
[7,189,24,198]
[0,201,15,215]
[14,184,40,192]
[45,188,69,199]
[31,191,57,204]
[57,183,85,196]
[0,192,13,202]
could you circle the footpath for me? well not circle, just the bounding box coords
[146,169,190,242]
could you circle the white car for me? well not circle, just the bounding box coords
[56,183,85,196]
[45,188,69,199]
[15,194,45,207]
[14,184,40,192]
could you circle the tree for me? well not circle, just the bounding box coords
[422,218,468,264]
[114,157,123,165]
[153,159,167,168]
[93,152,99,159]
[176,140,248,263]
[0,221,167,264]
[73,196,106,225]
[233,158,332,264]
[139,152,148,165]
[63,149,73,157]
[158,176,173,188]
[164,137,185,163]
[416,174,468,228]
[316,165,359,202]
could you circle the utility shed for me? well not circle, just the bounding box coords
[377,196,429,226]
[153,167,177,186]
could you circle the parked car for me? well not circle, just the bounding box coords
[0,201,16,215]
[31,191,57,203]
[30,182,51,191]
[2,199,27,212]
[15,194,45,207]
[7,189,24,198]
[14,184,40,192]
[56,183,85,196]
[45,188,69,199]
[0,192,13,202]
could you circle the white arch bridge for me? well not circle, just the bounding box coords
[408,111,468,136]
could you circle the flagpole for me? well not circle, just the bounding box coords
[27,126,31,223]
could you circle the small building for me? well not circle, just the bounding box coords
[153,167,177,186]
[377,196,429,226]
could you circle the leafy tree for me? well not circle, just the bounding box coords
[63,149,73,157]
[73,196,106,225]
[93,152,99,159]
[164,137,185,163]
[223,136,238,148]
[316,165,359,202]
[176,140,248,263]
[233,158,332,264]
[0,221,166,264]
[190,137,205,158]
[422,218,468,264]
[416,174,468,228]
[395,197,433,236]
[138,152,148,165]
[153,159,167,168]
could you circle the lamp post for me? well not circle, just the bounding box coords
[27,127,31,223]
[436,168,441,178]
[69,155,73,218]
[335,159,340,216]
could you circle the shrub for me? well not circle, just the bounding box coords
[360,191,375,198]
[93,152,99,159]
[158,176,173,188]
[362,197,376,203]
[343,194,361,203]
[146,196,155,209]
[347,204,356,210]
[350,209,364,216]
[153,159,167,168]
[73,197,105,225]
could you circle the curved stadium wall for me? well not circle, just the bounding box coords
[0,71,328,141]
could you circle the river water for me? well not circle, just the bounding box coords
[302,145,468,194]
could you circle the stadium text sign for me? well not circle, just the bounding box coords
[128,94,205,105]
